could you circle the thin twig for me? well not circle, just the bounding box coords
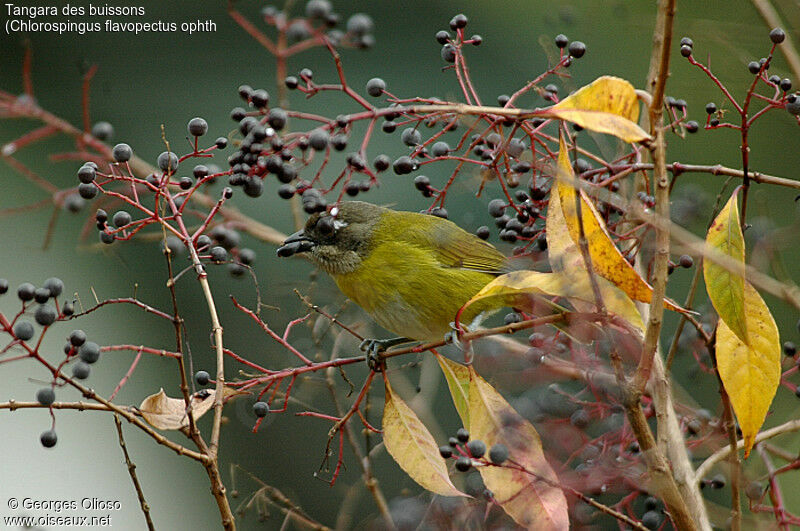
[114,414,155,530]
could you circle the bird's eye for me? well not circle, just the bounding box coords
[316,216,335,236]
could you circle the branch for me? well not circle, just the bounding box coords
[695,419,800,481]
[114,414,155,530]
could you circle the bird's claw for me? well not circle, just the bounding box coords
[360,338,390,371]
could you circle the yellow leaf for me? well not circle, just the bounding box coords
[467,269,644,335]
[538,76,651,143]
[716,281,780,457]
[436,353,471,429]
[552,135,683,314]
[382,377,466,497]
[703,190,747,345]
[139,387,245,430]
[467,366,569,529]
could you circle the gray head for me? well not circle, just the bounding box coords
[276,201,386,275]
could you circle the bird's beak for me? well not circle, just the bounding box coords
[277,230,315,257]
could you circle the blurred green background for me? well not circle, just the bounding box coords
[1,1,799,529]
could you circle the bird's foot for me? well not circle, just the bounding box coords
[360,337,411,371]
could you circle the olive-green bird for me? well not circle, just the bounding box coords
[277,201,508,349]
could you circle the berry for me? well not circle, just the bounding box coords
[283,76,300,92]
[188,117,209,136]
[430,207,448,219]
[62,194,84,213]
[748,61,761,75]
[277,184,296,199]
[344,182,360,196]
[253,401,270,417]
[679,254,694,268]
[69,329,87,347]
[783,341,796,356]
[157,151,179,172]
[745,481,763,500]
[346,152,366,170]
[99,232,115,244]
[413,175,431,191]
[346,13,373,35]
[568,41,586,58]
[710,474,726,489]
[366,78,386,97]
[250,89,269,108]
[112,210,132,228]
[72,361,91,380]
[770,27,786,44]
[786,94,800,115]
[78,183,98,199]
[14,321,34,341]
[243,177,264,197]
[488,199,506,217]
[392,156,415,175]
[238,248,256,265]
[91,121,114,140]
[680,37,694,47]
[381,121,397,133]
[455,456,472,472]
[570,409,590,428]
[306,0,332,19]
[43,277,63,298]
[268,108,287,130]
[555,34,568,48]
[112,143,132,162]
[40,429,58,448]
[331,134,348,151]
[35,304,57,326]
[195,370,210,386]
[466,439,486,458]
[449,13,468,30]
[441,43,456,63]
[680,45,692,58]
[179,176,193,190]
[430,141,450,157]
[37,387,56,406]
[439,445,453,458]
[0,279,7,295]
[237,84,253,101]
[476,226,490,240]
[705,103,717,115]
[456,427,469,442]
[435,30,450,44]
[401,128,421,146]
[710,117,720,126]
[685,120,699,133]
[489,443,508,464]
[230,107,246,122]
[641,510,662,530]
[34,288,51,303]
[215,137,228,149]
[79,341,101,364]
[77,164,96,183]
[210,246,228,263]
[373,154,391,172]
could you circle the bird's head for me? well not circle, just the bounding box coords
[276,201,384,275]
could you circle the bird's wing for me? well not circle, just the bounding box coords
[394,212,509,275]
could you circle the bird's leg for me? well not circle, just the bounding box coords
[360,337,412,371]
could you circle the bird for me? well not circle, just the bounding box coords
[277,201,508,351]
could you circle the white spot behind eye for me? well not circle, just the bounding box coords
[333,220,348,231]
[330,207,339,216]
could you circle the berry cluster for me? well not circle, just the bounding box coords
[437,427,509,473]
[1,276,105,448]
